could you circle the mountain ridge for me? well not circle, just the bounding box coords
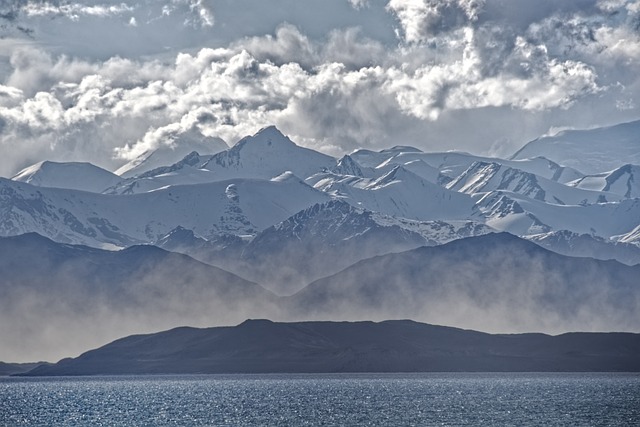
[20,319,640,375]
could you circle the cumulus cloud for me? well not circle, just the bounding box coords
[0,0,638,176]
[387,0,485,42]
[115,107,224,161]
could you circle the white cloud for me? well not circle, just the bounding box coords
[21,2,134,19]
[386,0,485,43]
[234,24,317,69]
[180,0,215,27]
[115,108,219,160]
[0,0,638,176]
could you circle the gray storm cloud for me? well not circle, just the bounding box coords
[0,0,638,176]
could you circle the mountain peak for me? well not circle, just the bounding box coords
[371,165,412,188]
[11,160,122,193]
[332,155,366,177]
[233,126,294,150]
[200,126,335,180]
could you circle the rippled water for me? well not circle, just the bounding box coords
[1,373,639,426]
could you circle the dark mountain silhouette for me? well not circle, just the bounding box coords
[22,319,640,375]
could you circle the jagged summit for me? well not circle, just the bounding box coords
[447,161,616,205]
[332,155,366,177]
[3,119,640,274]
[200,126,335,180]
[232,125,295,150]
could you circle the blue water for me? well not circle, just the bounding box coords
[1,373,639,426]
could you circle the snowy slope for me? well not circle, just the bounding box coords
[616,225,640,246]
[115,131,228,178]
[396,151,584,184]
[351,148,583,184]
[12,161,122,193]
[342,149,442,183]
[309,166,475,221]
[447,161,618,205]
[568,164,640,199]
[0,176,329,247]
[511,119,640,174]
[330,155,371,177]
[201,126,335,180]
[4,120,640,270]
[349,145,423,168]
[106,152,219,195]
[473,190,640,239]
[374,158,442,183]
[106,126,340,194]
[108,126,337,194]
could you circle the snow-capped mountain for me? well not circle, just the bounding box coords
[511,119,640,174]
[1,120,640,276]
[447,161,618,205]
[399,151,584,184]
[106,126,336,194]
[330,155,370,177]
[230,200,492,294]
[351,148,583,184]
[348,145,423,168]
[568,164,640,199]
[375,158,442,184]
[0,175,329,248]
[115,131,228,178]
[105,151,219,195]
[200,126,335,180]
[3,119,640,362]
[309,165,475,221]
[12,161,122,193]
[472,190,640,239]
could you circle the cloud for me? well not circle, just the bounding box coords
[164,0,214,27]
[20,2,134,19]
[0,0,638,176]
[348,0,370,9]
[115,108,224,161]
[387,0,485,42]
[234,24,317,69]
[3,0,212,28]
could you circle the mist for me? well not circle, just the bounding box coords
[2,232,638,363]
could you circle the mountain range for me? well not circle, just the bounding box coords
[1,119,640,362]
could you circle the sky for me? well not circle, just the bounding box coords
[0,0,639,177]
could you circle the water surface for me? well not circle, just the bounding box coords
[2,373,639,426]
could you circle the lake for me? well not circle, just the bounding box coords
[1,373,639,426]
